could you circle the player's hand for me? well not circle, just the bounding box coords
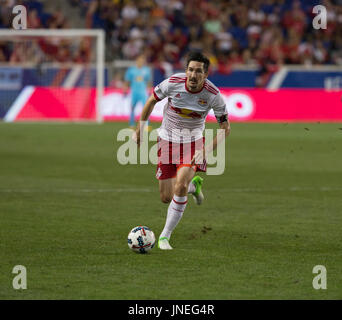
[191,149,205,166]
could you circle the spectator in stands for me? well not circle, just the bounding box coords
[9,43,26,63]
[0,0,13,28]
[0,47,7,62]
[154,52,174,78]
[313,40,328,64]
[121,0,139,21]
[73,38,92,63]
[283,29,301,64]
[27,9,42,28]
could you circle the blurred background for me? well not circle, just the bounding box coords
[0,0,342,122]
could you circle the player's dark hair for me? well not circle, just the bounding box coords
[186,52,210,73]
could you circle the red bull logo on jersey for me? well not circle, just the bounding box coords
[197,98,207,106]
[170,106,203,119]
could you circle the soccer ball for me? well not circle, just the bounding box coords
[127,226,156,254]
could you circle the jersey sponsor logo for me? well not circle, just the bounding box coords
[170,105,203,119]
[197,98,207,105]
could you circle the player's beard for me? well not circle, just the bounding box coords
[188,78,200,91]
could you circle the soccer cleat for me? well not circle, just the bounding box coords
[191,176,204,205]
[158,237,173,250]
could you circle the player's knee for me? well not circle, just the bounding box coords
[174,181,188,195]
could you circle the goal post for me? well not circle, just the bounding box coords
[0,29,105,123]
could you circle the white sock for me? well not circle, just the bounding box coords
[188,181,195,194]
[160,195,188,240]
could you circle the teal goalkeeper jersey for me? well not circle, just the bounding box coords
[124,66,151,95]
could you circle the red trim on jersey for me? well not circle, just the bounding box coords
[169,76,186,82]
[172,197,188,205]
[170,76,186,80]
[153,90,161,101]
[169,77,186,84]
[184,78,205,94]
[204,82,219,93]
[204,86,218,94]
[204,82,218,95]
[204,86,218,95]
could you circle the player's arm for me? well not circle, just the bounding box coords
[123,69,131,96]
[206,117,231,155]
[134,94,158,147]
[140,94,158,122]
[205,95,231,156]
[123,80,130,96]
[191,115,230,165]
[133,76,168,146]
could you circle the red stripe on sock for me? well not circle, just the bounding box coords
[172,197,188,205]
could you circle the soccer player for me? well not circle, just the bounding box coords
[134,52,231,250]
[124,54,152,129]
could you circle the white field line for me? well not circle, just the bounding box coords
[0,187,341,193]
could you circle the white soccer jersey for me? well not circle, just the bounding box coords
[153,73,228,143]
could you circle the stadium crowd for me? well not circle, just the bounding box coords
[1,0,342,86]
[75,0,342,66]
[73,0,342,86]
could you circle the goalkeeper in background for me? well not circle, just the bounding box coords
[124,54,152,130]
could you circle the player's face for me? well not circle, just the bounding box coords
[136,56,145,68]
[186,61,208,92]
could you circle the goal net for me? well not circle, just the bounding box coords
[0,29,105,122]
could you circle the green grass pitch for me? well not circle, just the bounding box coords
[0,122,341,299]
